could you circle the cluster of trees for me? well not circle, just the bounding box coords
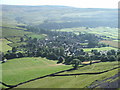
[2,46,119,69]
[2,27,119,69]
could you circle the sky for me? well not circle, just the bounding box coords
[1,0,119,8]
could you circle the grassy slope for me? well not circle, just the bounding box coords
[0,39,12,52]
[16,61,119,88]
[58,61,118,74]
[2,57,71,85]
[1,27,30,52]
[1,26,46,52]
[2,28,31,38]
[2,5,117,28]
[27,33,47,39]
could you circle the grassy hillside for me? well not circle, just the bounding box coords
[1,27,28,52]
[27,33,47,39]
[1,26,47,53]
[16,61,119,88]
[0,38,12,52]
[2,5,117,28]
[2,27,31,38]
[2,57,71,85]
[57,61,118,74]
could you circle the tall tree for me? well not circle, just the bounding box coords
[71,59,81,69]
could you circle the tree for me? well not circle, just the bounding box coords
[117,50,120,55]
[57,56,65,64]
[107,50,115,55]
[91,49,98,53]
[108,55,116,62]
[71,59,81,69]
[46,52,57,60]
[12,47,17,53]
[59,47,65,56]
[64,56,73,65]
[77,55,85,62]
[110,50,116,55]
[89,60,92,65]
[117,55,120,61]
[100,55,109,62]
[16,52,23,58]
[20,37,24,42]
[88,41,98,48]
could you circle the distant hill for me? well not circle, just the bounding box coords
[1,5,117,28]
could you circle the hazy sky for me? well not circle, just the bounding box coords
[1,0,119,8]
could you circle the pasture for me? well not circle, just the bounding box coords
[2,57,71,85]
[83,47,117,52]
[0,39,12,52]
[2,28,31,38]
[16,61,119,88]
[58,61,119,74]
[27,33,47,39]
[100,40,118,48]
[1,26,47,52]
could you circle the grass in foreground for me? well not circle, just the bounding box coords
[58,61,119,74]
[16,63,119,88]
[2,57,71,85]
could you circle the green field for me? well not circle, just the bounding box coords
[6,37,22,43]
[8,42,27,47]
[16,61,119,88]
[0,39,12,52]
[100,40,119,48]
[27,33,47,39]
[2,57,71,85]
[1,26,47,52]
[2,28,31,38]
[55,27,118,40]
[58,61,119,74]
[83,47,117,52]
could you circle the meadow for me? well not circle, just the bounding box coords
[83,47,117,52]
[0,39,12,52]
[57,61,119,74]
[1,26,47,53]
[100,40,118,48]
[2,28,31,38]
[2,57,71,85]
[27,33,47,39]
[16,61,119,88]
